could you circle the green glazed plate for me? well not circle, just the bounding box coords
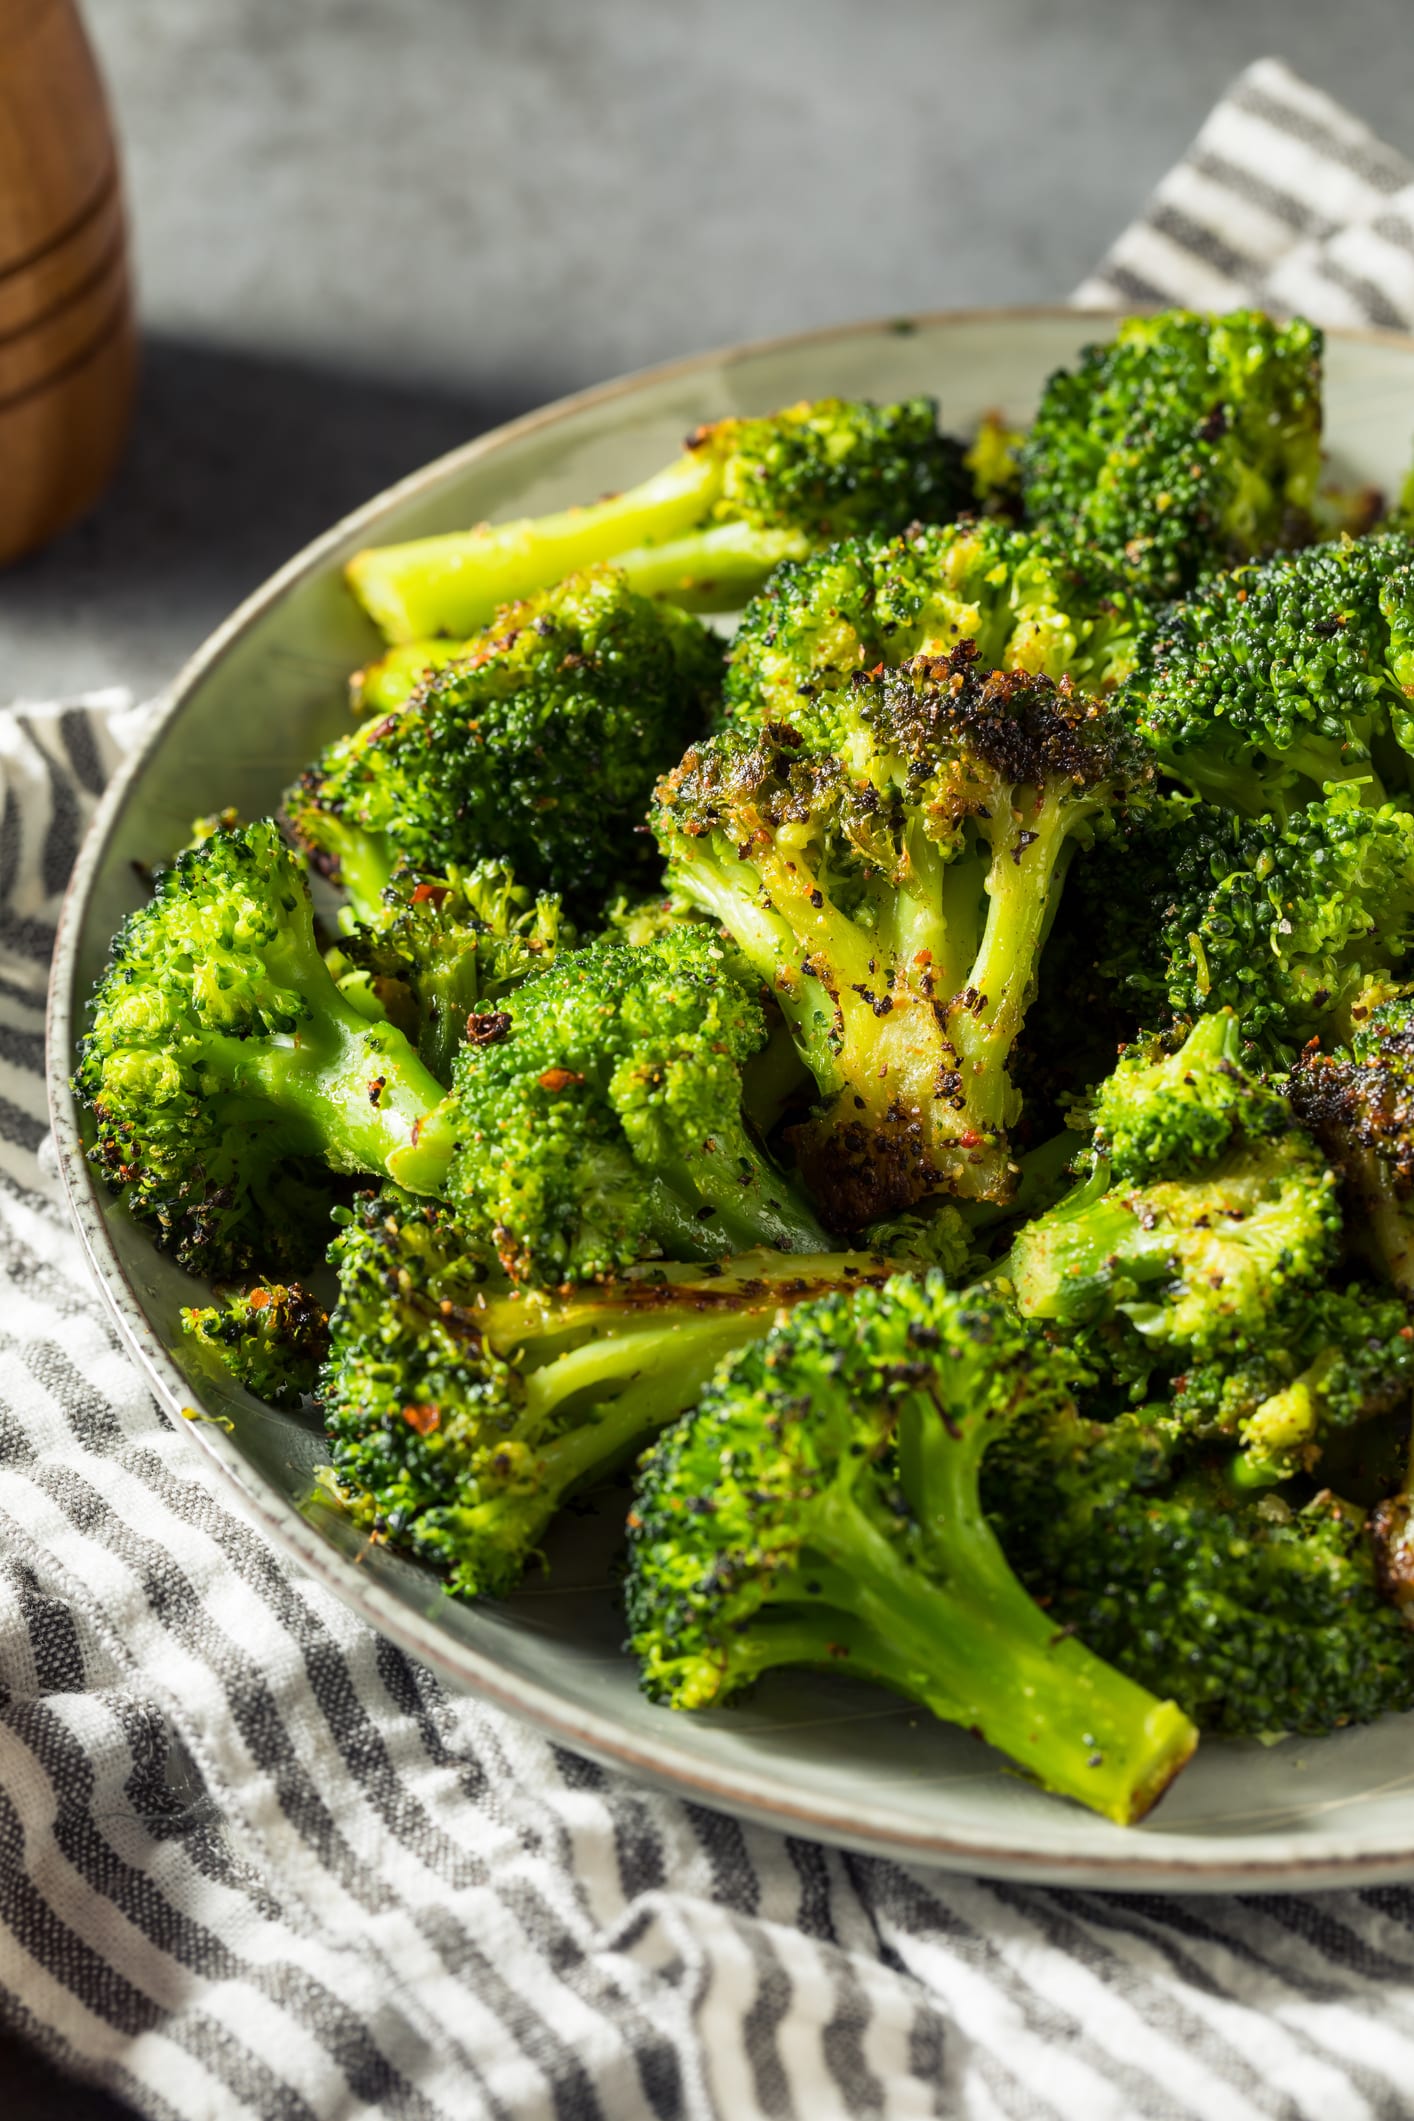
[47,308,1414,1888]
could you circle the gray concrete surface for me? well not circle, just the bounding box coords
[2,3,1412,2116]
[3,0,1413,705]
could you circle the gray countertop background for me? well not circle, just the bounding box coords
[4,2,1413,2115]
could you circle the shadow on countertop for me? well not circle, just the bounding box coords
[0,335,540,702]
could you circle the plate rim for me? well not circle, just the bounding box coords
[45,301,1414,1890]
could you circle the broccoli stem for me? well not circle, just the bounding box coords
[346,450,725,642]
[731,1491,1194,1824]
[353,638,466,716]
[232,1009,446,1175]
[607,523,808,609]
[302,812,397,925]
[1004,1160,1175,1324]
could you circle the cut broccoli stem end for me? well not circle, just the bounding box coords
[345,449,725,642]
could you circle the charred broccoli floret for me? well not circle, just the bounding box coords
[181,1281,330,1410]
[625,1275,1197,1823]
[723,518,1147,729]
[74,823,445,1278]
[346,398,971,642]
[287,569,723,921]
[987,1406,1414,1737]
[389,929,830,1281]
[1019,309,1322,599]
[1082,786,1414,1063]
[326,862,565,1084]
[1290,989,1414,1299]
[1121,533,1414,814]
[1007,1016,1339,1359]
[321,1186,893,1598]
[654,643,1151,1221]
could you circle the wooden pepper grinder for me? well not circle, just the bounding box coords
[0,0,136,567]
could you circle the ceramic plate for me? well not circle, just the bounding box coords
[47,308,1414,1889]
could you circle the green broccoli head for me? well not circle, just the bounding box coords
[321,1186,893,1598]
[388,928,830,1281]
[626,1274,1196,1823]
[987,1403,1414,1737]
[1086,1011,1288,1182]
[180,1281,330,1410]
[1289,987,1414,1300]
[287,569,723,922]
[345,397,971,642]
[1121,533,1414,813]
[1082,786,1414,1063]
[1170,1281,1414,1488]
[655,642,1151,1221]
[74,821,445,1278]
[1007,1019,1340,1359]
[1019,309,1323,598]
[723,518,1147,729]
[325,861,566,1084]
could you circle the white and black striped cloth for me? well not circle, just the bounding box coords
[7,57,1414,2121]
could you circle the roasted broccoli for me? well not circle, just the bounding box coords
[1081,786,1414,1063]
[654,643,1151,1221]
[625,1275,1197,1823]
[326,862,565,1083]
[986,1403,1414,1737]
[346,398,971,642]
[1121,533,1414,814]
[75,822,446,1278]
[722,518,1147,729]
[1290,988,1414,1299]
[1169,1281,1414,1488]
[322,1186,894,1598]
[1006,1015,1340,1361]
[389,928,831,1281]
[181,1281,330,1410]
[287,569,723,922]
[1018,309,1323,598]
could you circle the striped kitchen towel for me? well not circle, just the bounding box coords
[7,56,1414,2121]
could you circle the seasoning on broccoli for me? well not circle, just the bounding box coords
[654,642,1151,1222]
[1019,309,1323,598]
[346,397,972,642]
[287,568,723,922]
[181,1281,330,1410]
[1290,987,1414,1300]
[326,861,565,1084]
[723,518,1147,730]
[74,822,446,1278]
[1006,1014,1339,1369]
[321,1187,894,1598]
[625,1275,1197,1824]
[389,929,831,1282]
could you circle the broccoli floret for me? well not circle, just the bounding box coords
[1121,534,1414,814]
[287,569,723,922]
[389,929,830,1281]
[1082,786,1414,1064]
[181,1281,330,1410]
[625,1276,1197,1824]
[723,519,1147,729]
[325,862,565,1084]
[654,642,1151,1221]
[963,414,1025,516]
[986,1404,1414,1736]
[1018,309,1323,598]
[1170,1282,1414,1488]
[1290,988,1414,1299]
[345,398,971,642]
[1007,1017,1340,1357]
[74,823,446,1278]
[321,1186,893,1598]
